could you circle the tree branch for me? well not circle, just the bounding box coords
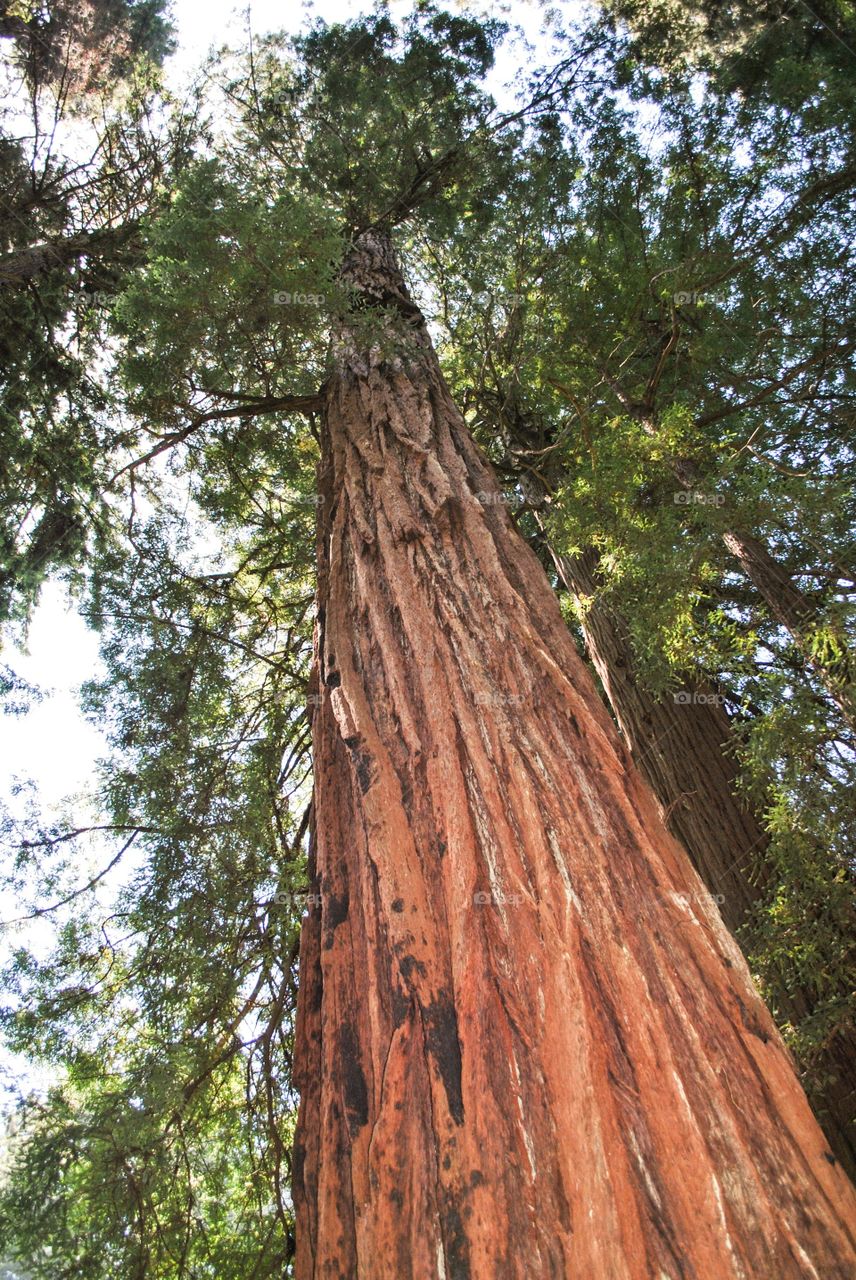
[110,390,326,481]
[2,829,141,925]
[695,341,856,430]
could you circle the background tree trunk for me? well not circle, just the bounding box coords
[628,431,853,725]
[670,452,853,726]
[291,231,856,1278]
[721,527,855,726]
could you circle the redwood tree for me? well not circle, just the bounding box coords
[291,229,856,1277]
[547,545,771,931]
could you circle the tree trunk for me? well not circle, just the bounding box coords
[721,527,855,727]
[670,453,853,729]
[0,227,137,287]
[291,231,856,1278]
[549,542,856,1179]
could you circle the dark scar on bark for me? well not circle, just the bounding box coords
[326,891,349,931]
[339,1022,369,1133]
[391,985,410,1028]
[320,878,349,949]
[424,993,465,1125]
[399,954,427,982]
[737,994,770,1043]
[292,1137,304,1184]
[343,734,375,793]
[439,1193,471,1280]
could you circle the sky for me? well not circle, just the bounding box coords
[0,584,104,814]
[163,0,572,102]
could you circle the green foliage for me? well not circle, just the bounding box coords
[0,0,176,97]
[1,498,314,1275]
[599,0,856,118]
[111,157,340,431]
[739,689,856,1093]
[0,79,195,627]
[0,1060,293,1277]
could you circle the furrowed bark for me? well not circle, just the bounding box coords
[291,230,856,1279]
[550,542,856,1179]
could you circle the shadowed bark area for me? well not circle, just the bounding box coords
[291,230,856,1279]
[549,543,856,1180]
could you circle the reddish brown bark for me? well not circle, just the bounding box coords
[549,543,856,1179]
[291,232,856,1278]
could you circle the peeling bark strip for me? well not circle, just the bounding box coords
[291,230,856,1278]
